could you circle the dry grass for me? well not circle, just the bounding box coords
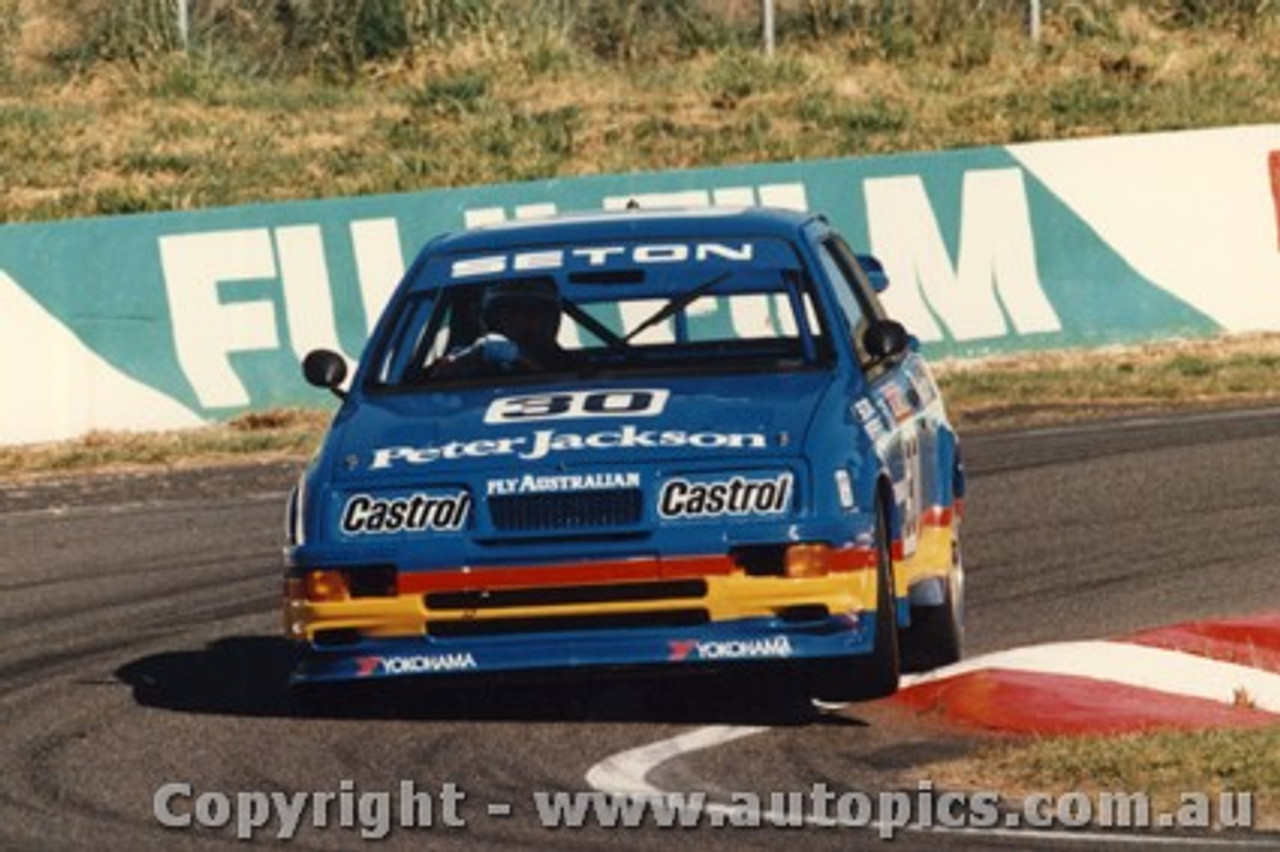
[935,333,1280,431]
[921,725,1280,830]
[3,4,1280,220]
[0,407,331,480]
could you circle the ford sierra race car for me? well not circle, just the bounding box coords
[284,207,965,701]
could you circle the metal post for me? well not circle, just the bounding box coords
[176,0,190,51]
[762,0,775,56]
[1028,0,1042,42]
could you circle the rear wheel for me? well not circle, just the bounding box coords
[901,515,964,673]
[808,499,900,702]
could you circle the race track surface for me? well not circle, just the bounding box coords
[2,406,1279,850]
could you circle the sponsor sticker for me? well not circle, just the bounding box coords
[853,398,887,440]
[371,426,767,469]
[340,492,471,535]
[881,384,913,421]
[487,471,640,496]
[451,243,755,279]
[658,473,793,519]
[668,636,794,661]
[356,653,478,676]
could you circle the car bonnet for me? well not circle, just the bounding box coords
[327,372,831,484]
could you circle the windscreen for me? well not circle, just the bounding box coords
[367,237,830,389]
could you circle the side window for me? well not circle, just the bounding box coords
[827,237,890,324]
[819,236,894,373]
[817,241,874,370]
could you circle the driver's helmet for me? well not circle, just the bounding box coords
[481,277,561,335]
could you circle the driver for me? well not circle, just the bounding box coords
[435,277,577,376]
[482,277,566,366]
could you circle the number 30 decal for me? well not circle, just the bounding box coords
[484,389,670,424]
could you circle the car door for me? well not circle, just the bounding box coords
[814,234,929,564]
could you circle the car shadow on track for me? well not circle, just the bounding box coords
[115,636,871,727]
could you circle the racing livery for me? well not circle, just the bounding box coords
[285,207,965,700]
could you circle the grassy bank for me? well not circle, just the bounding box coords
[936,333,1280,429]
[924,725,1280,829]
[2,2,1280,221]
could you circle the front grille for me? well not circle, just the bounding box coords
[426,579,707,611]
[427,610,708,637]
[488,489,643,532]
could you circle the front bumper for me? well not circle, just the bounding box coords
[285,553,881,685]
[290,611,879,684]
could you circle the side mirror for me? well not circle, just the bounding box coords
[863,319,909,360]
[302,349,348,399]
[856,253,890,293]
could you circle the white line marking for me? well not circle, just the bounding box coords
[584,724,767,796]
[585,725,1276,844]
[900,640,1280,713]
[585,638,1280,843]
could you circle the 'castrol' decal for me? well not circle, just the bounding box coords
[340,492,471,535]
[658,473,793,519]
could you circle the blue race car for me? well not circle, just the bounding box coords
[285,207,965,700]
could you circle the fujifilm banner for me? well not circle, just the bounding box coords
[3,125,1279,443]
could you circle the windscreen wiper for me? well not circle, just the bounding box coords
[558,296,629,350]
[621,271,732,345]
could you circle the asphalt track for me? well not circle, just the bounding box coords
[2,405,1280,850]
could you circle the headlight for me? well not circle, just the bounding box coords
[784,543,835,578]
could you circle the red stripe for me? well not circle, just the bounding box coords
[1126,613,1280,675]
[920,506,954,526]
[889,669,1278,735]
[398,554,736,594]
[830,547,878,571]
[397,546,877,594]
[890,503,958,559]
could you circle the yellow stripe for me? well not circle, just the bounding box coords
[286,571,880,642]
[895,523,955,598]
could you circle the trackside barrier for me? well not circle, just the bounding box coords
[2,125,1279,444]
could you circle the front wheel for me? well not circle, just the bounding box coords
[807,500,900,702]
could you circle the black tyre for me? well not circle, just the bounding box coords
[901,516,964,673]
[807,499,900,702]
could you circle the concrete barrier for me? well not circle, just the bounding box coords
[2,125,1278,444]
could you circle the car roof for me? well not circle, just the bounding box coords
[428,206,821,254]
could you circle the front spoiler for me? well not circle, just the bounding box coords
[290,612,877,685]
